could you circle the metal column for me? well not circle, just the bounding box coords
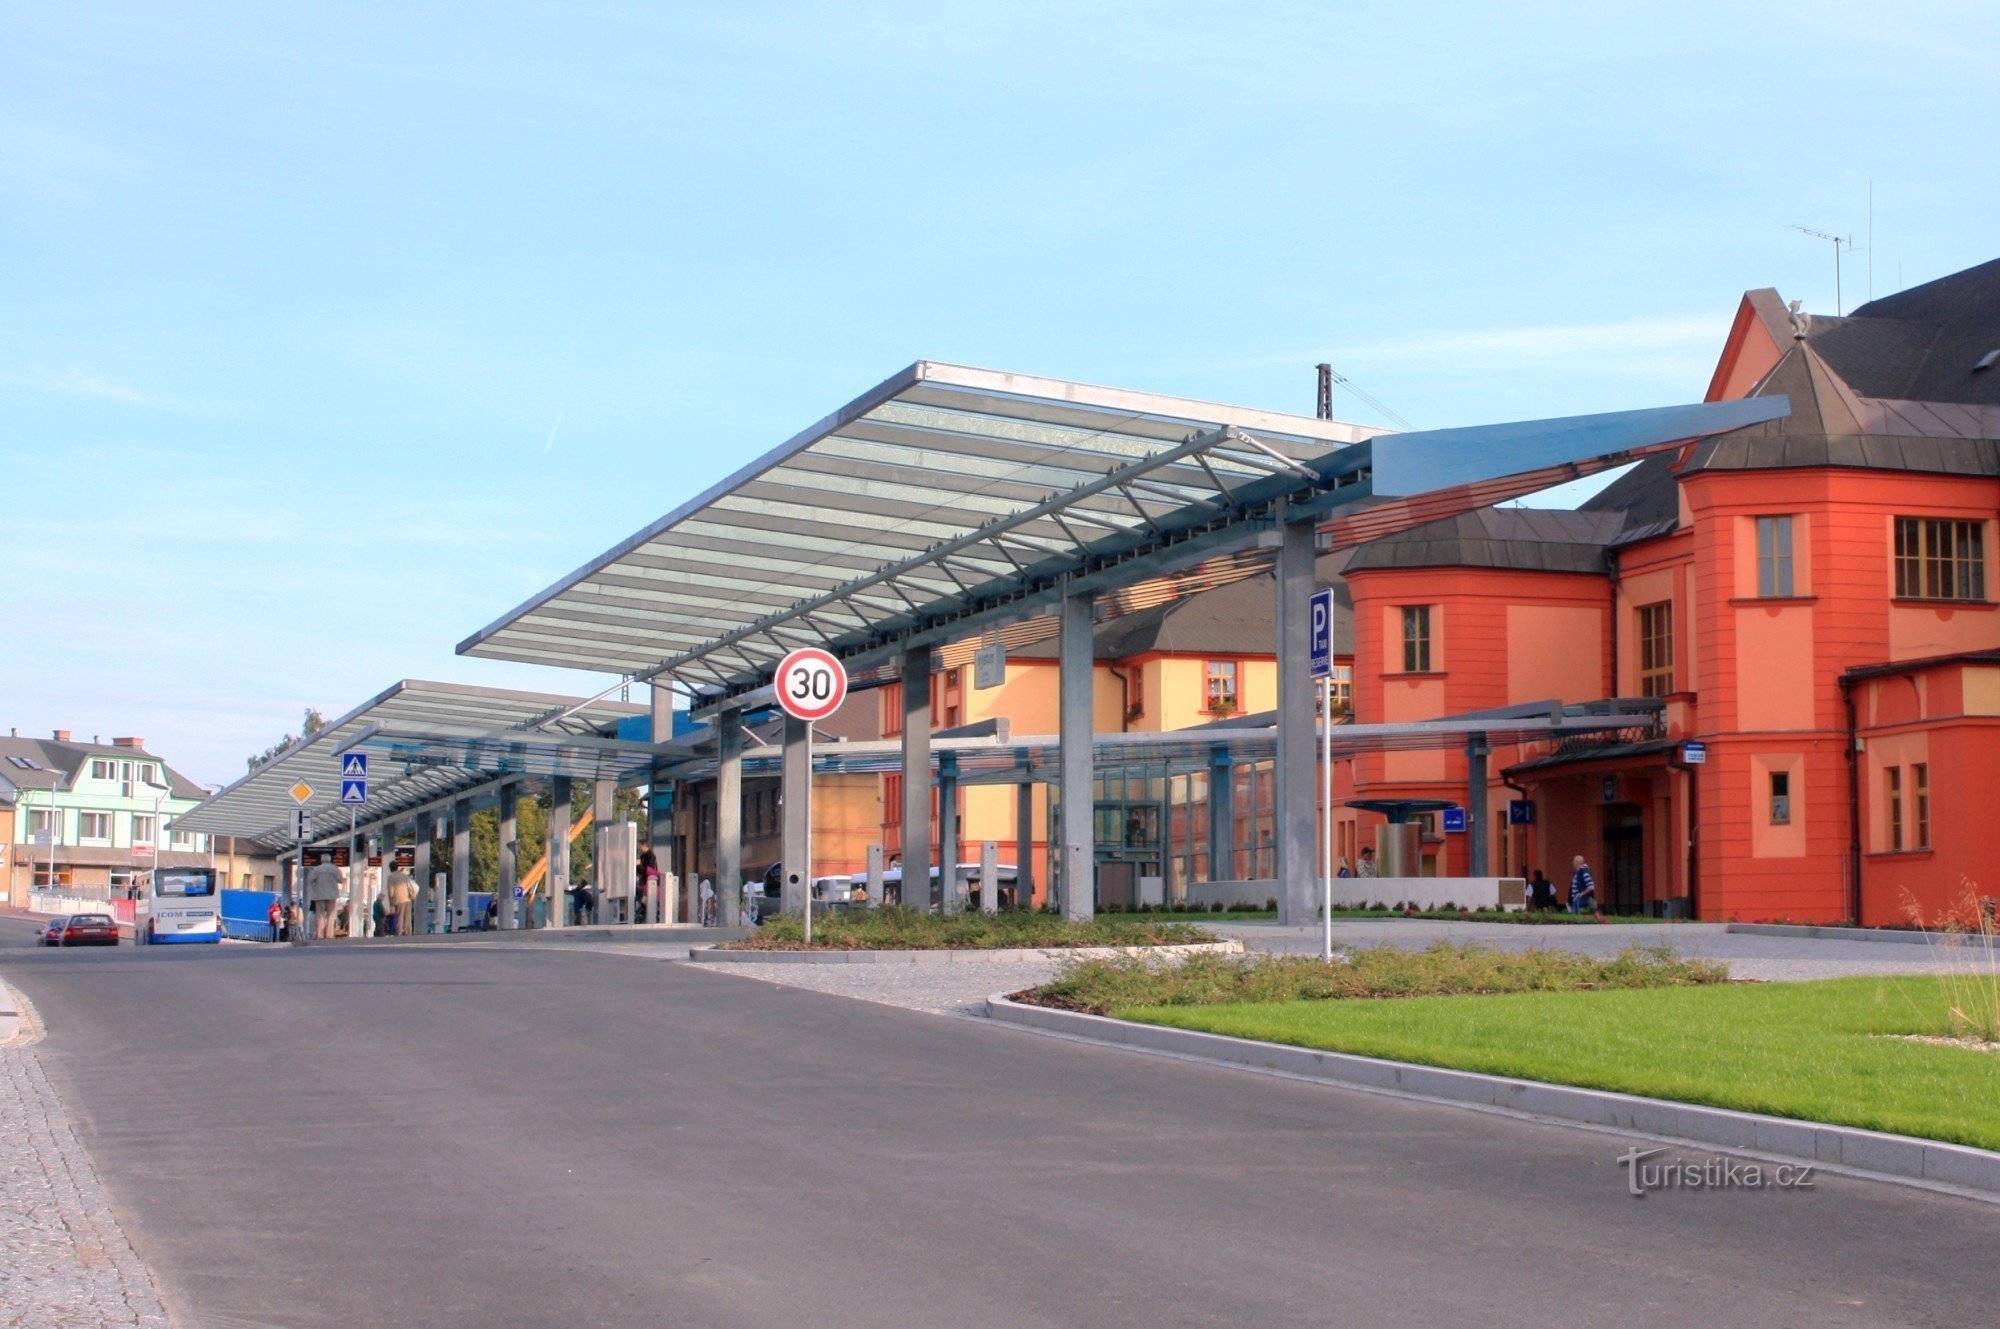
[1058,584,1095,922]
[900,644,932,909]
[1274,511,1317,926]
[936,752,960,913]
[1014,775,1035,910]
[347,818,366,937]
[592,778,616,924]
[1466,732,1491,879]
[648,768,676,923]
[546,776,571,929]
[450,799,472,932]
[781,713,810,918]
[716,710,743,926]
[496,782,518,930]
[1208,751,1235,882]
[413,810,434,934]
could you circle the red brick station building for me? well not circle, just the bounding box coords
[1337,259,2000,926]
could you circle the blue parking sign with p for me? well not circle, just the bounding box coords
[1309,587,1334,679]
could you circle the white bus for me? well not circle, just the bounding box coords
[145,866,223,944]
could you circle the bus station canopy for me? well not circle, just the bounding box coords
[458,361,1378,702]
[656,706,1654,786]
[171,680,647,849]
[457,359,1789,715]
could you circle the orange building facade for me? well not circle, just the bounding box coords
[1338,259,2000,924]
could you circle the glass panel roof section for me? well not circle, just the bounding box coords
[170,681,646,848]
[456,362,1374,692]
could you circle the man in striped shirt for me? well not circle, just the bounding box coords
[1568,856,1598,913]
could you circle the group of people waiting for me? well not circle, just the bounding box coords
[269,860,424,942]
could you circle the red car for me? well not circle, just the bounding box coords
[43,913,120,947]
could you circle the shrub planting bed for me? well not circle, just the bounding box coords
[722,906,1215,951]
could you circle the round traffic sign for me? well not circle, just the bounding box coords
[774,647,848,722]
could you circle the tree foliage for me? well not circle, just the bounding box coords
[246,707,328,772]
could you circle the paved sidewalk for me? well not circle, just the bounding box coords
[684,952,1062,1015]
[0,983,170,1328]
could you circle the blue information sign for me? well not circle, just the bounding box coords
[1441,806,1467,834]
[1507,799,1535,826]
[340,778,368,805]
[1309,587,1335,680]
[1681,740,1707,765]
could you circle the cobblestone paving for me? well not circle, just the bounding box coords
[0,986,170,1329]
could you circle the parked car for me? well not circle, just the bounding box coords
[48,913,120,947]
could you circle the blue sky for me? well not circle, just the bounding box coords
[4,1,1996,786]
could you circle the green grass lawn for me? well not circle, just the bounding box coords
[1120,977,2000,1150]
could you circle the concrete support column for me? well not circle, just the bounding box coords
[413,810,434,934]
[496,782,518,930]
[716,709,744,926]
[450,798,472,932]
[1059,584,1096,922]
[1274,511,1318,926]
[591,778,616,925]
[1015,775,1035,909]
[781,713,810,918]
[978,840,998,916]
[1466,732,1490,879]
[899,645,933,909]
[937,752,960,913]
[647,769,675,923]
[546,776,571,929]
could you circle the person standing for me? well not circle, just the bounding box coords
[266,897,285,943]
[385,865,419,936]
[699,877,716,927]
[637,849,663,923]
[1568,855,1598,913]
[1356,847,1379,878]
[304,858,343,939]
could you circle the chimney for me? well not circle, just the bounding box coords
[113,737,145,749]
[52,729,71,742]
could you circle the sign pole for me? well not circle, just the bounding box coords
[803,726,814,949]
[1322,675,1333,964]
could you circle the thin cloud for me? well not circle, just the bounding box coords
[543,405,565,454]
[0,364,172,408]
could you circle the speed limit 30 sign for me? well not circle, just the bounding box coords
[774,647,848,723]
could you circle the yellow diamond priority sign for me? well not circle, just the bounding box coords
[288,781,315,805]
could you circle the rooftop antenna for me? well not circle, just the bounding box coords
[1317,365,1417,432]
[1866,182,1874,304]
[1789,224,1854,315]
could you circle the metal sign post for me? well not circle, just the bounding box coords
[288,782,314,948]
[1309,587,1336,963]
[773,647,848,949]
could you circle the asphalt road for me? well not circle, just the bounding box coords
[2,915,1997,1328]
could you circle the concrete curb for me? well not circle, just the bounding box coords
[690,939,1243,966]
[1726,922,1988,947]
[983,994,2000,1201]
[0,978,42,1049]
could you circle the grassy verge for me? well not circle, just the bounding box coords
[1111,976,2000,1151]
[1029,943,1724,1012]
[724,906,1214,951]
